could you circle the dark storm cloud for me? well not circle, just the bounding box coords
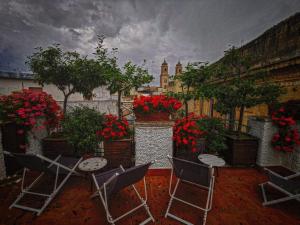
[0,0,299,84]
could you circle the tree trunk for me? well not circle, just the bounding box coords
[185,101,189,119]
[200,97,204,114]
[228,108,236,132]
[237,105,245,135]
[117,91,122,119]
[63,95,69,114]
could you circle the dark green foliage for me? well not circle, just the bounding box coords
[61,106,104,155]
[94,37,153,118]
[196,117,227,156]
[169,62,211,118]
[211,46,283,134]
[27,43,107,114]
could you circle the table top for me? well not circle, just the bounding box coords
[78,157,107,172]
[198,154,226,167]
[198,154,219,159]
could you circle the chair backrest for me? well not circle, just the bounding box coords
[12,153,49,173]
[267,170,300,194]
[106,163,151,196]
[171,156,213,188]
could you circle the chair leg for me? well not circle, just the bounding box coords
[131,181,155,224]
[260,182,300,206]
[165,178,180,218]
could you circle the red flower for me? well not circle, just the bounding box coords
[133,95,182,114]
[97,114,130,141]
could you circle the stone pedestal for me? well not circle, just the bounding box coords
[27,119,48,155]
[0,125,6,179]
[248,116,300,171]
[135,121,174,168]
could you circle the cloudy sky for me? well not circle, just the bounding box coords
[0,0,299,85]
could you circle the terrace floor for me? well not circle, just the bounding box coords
[0,168,299,225]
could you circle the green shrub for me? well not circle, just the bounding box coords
[196,117,227,156]
[62,106,104,155]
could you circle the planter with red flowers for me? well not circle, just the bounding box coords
[133,95,182,122]
[173,114,227,162]
[97,114,134,169]
[0,89,62,174]
[271,107,300,153]
[0,89,62,154]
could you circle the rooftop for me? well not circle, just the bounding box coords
[0,168,299,225]
[0,71,33,80]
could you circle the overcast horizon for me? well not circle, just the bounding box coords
[0,0,299,85]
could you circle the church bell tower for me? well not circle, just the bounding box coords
[160,59,169,89]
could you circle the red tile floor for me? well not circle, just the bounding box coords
[0,168,299,225]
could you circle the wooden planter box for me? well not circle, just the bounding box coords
[135,111,170,122]
[104,139,134,169]
[1,122,25,175]
[42,137,75,159]
[173,139,205,163]
[224,133,258,166]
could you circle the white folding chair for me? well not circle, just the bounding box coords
[6,152,82,215]
[165,155,215,225]
[260,166,300,206]
[91,162,155,225]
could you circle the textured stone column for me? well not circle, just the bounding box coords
[135,121,174,168]
[281,124,300,171]
[248,117,282,166]
[0,125,6,179]
[248,117,300,171]
[27,119,48,155]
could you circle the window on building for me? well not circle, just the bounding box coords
[165,68,167,72]
[164,79,167,83]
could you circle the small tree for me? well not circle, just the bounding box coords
[27,44,107,114]
[94,37,153,118]
[169,62,211,118]
[212,46,283,134]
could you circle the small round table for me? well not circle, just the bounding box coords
[198,154,225,176]
[78,157,107,190]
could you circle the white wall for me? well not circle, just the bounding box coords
[0,78,116,101]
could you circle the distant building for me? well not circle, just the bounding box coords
[0,71,117,114]
[201,13,300,124]
[160,59,169,92]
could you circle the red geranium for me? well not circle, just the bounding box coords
[96,114,130,141]
[133,95,182,114]
[173,113,206,152]
[0,89,62,133]
[271,106,300,153]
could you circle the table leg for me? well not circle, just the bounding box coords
[216,167,219,177]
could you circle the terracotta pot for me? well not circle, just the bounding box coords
[1,122,25,175]
[42,137,75,159]
[135,111,170,122]
[173,144,202,163]
[104,139,134,169]
[224,133,258,166]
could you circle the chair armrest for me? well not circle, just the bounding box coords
[264,167,298,180]
[167,155,212,169]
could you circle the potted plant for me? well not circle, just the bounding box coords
[173,113,227,162]
[58,106,105,157]
[271,106,300,153]
[93,36,154,118]
[27,40,107,114]
[0,89,62,152]
[0,89,62,173]
[210,46,283,165]
[133,95,182,122]
[97,114,133,169]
